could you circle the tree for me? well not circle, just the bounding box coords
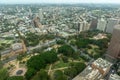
[58,45,75,57]
[7,76,25,80]
[26,50,58,79]
[17,53,27,61]
[53,70,67,80]
[0,53,1,60]
[40,50,58,64]
[64,68,77,79]
[27,55,46,70]
[0,68,9,80]
[64,62,86,79]
[31,69,50,80]
[0,61,3,69]
[76,38,91,49]
[25,68,36,80]
[56,40,65,45]
[73,62,86,74]
[62,56,68,63]
[25,32,40,47]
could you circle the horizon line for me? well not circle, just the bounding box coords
[0,2,120,5]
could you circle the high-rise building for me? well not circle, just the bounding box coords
[89,18,98,30]
[77,21,89,33]
[33,17,40,28]
[97,18,107,32]
[39,9,43,22]
[29,8,32,16]
[106,18,119,33]
[106,25,120,60]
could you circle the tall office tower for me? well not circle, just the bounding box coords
[33,17,41,28]
[78,22,84,33]
[106,18,119,33]
[39,9,43,22]
[106,25,120,61]
[29,8,32,16]
[83,21,90,31]
[77,21,89,33]
[89,18,98,30]
[97,18,107,32]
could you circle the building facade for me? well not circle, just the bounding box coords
[97,18,107,32]
[106,25,120,60]
[106,18,119,33]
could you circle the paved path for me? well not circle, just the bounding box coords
[48,64,52,75]
[52,67,68,71]
[47,67,68,72]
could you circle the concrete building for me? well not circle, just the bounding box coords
[1,40,27,61]
[106,25,120,61]
[39,9,43,22]
[97,18,107,32]
[106,18,119,33]
[76,21,89,33]
[109,74,120,80]
[33,17,41,28]
[73,58,112,80]
[29,8,32,17]
[11,42,26,54]
[85,69,102,80]
[89,18,98,30]
[91,58,112,75]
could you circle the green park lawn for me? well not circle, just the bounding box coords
[52,60,69,69]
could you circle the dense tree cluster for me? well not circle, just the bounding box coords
[0,68,8,80]
[56,39,65,45]
[25,50,58,80]
[71,30,110,59]
[31,69,50,80]
[53,70,67,80]
[58,45,75,57]
[39,34,56,41]
[64,62,86,79]
[76,38,92,49]
[25,68,36,80]
[7,76,25,80]
[25,32,40,47]
[92,38,109,49]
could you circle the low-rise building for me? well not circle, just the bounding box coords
[91,58,112,75]
[73,58,112,80]
[1,40,27,61]
[109,74,120,80]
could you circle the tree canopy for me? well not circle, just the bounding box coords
[31,69,50,80]
[7,76,25,80]
[58,45,75,57]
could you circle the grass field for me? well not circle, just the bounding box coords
[0,40,14,44]
[52,60,69,69]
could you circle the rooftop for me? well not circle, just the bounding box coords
[11,43,23,51]
[73,58,113,80]
[114,25,120,30]
[93,58,112,71]
[109,74,120,80]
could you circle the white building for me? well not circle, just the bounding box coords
[72,58,112,80]
[97,18,107,32]
[106,18,119,33]
[109,74,120,80]
[78,21,89,33]
[39,9,43,22]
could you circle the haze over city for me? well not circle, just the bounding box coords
[0,0,120,80]
[1,0,120,4]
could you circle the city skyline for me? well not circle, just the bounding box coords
[1,0,120,4]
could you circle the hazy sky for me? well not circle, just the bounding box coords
[1,0,120,4]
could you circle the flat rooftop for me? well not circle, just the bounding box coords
[109,74,120,80]
[72,58,113,80]
[93,58,112,71]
